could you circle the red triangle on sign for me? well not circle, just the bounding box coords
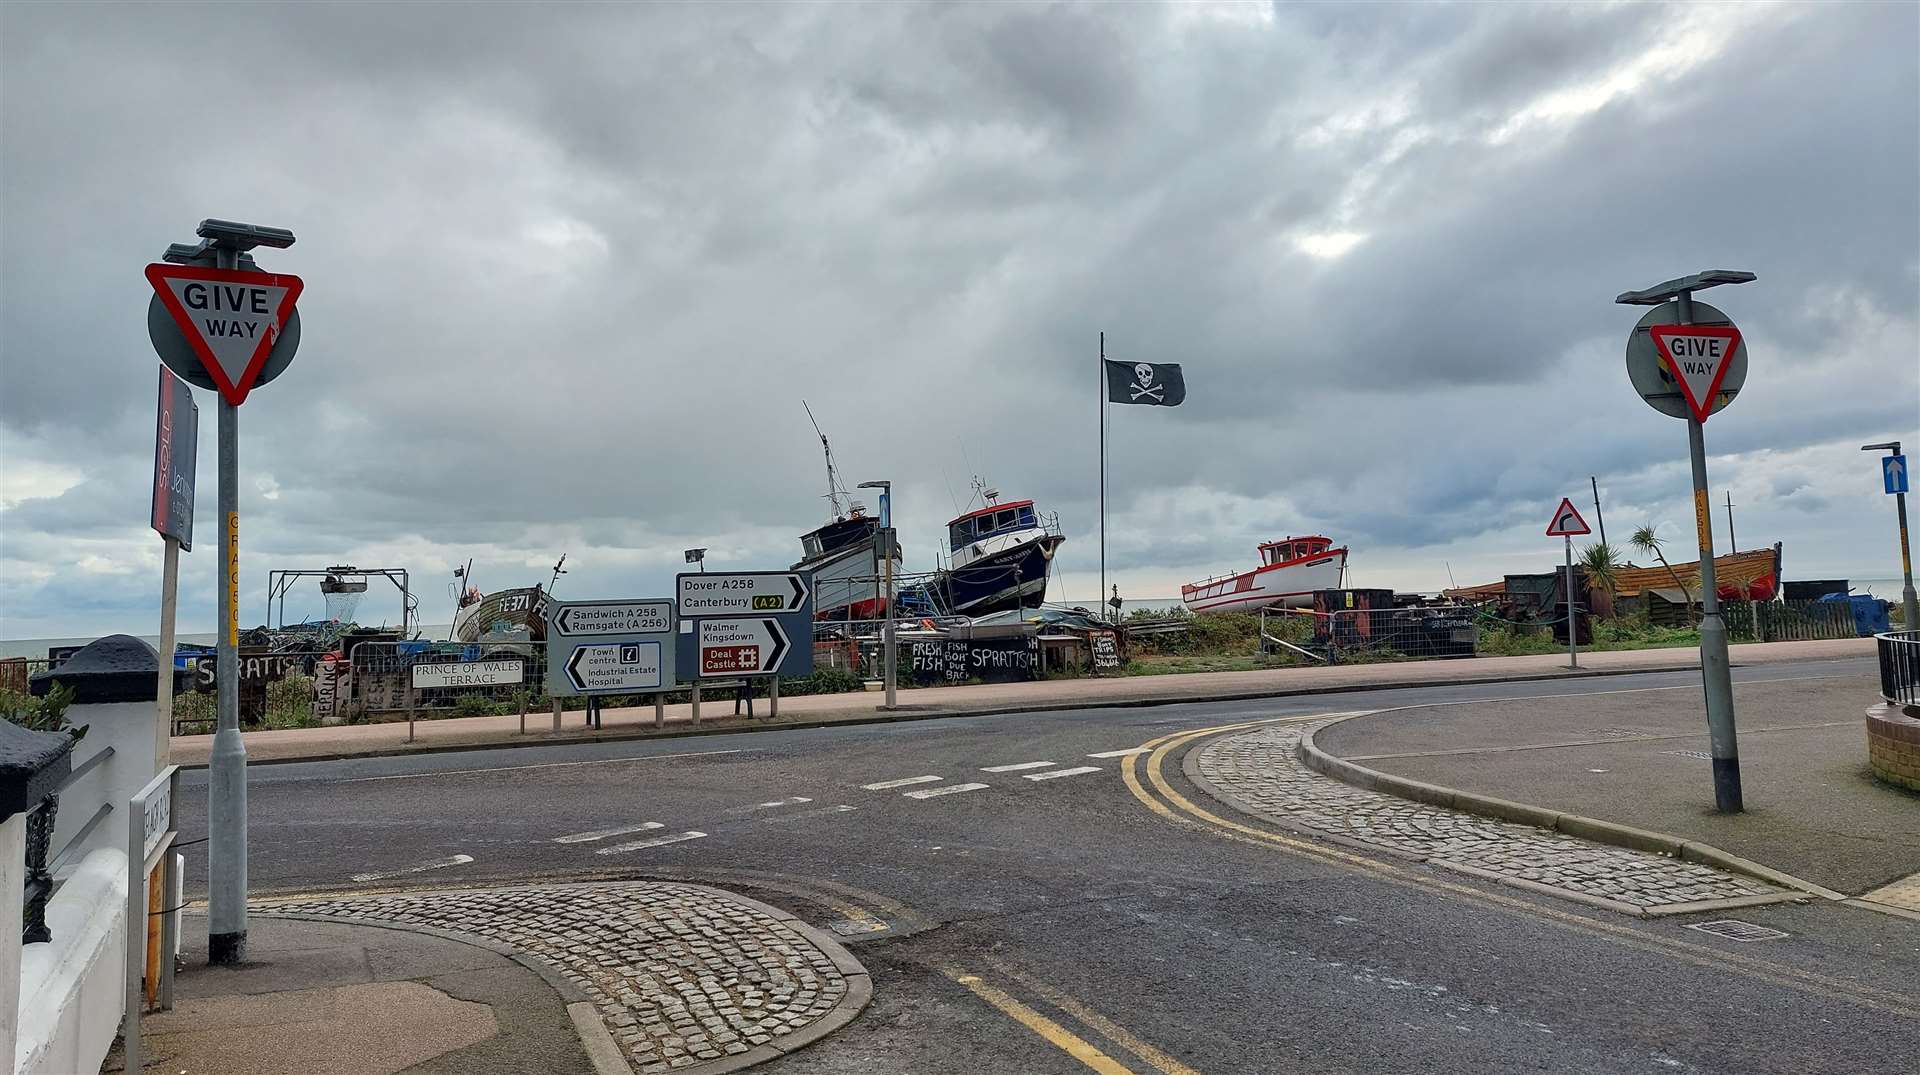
[1545,497,1590,537]
[145,263,304,406]
[1648,324,1741,424]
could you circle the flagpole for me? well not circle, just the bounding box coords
[1099,331,1107,622]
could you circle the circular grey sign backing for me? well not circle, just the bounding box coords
[1625,299,1746,420]
[148,294,299,394]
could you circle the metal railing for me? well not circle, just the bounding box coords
[1261,606,1482,663]
[1877,630,1920,708]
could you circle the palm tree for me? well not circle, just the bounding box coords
[1579,541,1623,618]
[1631,524,1693,619]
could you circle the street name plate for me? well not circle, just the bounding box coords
[412,659,525,690]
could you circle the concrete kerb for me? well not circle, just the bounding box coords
[175,658,1786,772]
[250,880,873,1075]
[1297,710,1849,902]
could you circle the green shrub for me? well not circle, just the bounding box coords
[776,666,865,697]
[453,692,501,717]
[0,682,81,739]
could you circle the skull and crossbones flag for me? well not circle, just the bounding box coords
[1103,359,1185,407]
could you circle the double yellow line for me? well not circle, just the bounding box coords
[941,959,1203,1075]
[1122,717,1918,1020]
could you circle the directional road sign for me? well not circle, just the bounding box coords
[563,642,665,693]
[1546,498,1592,537]
[1625,300,1747,423]
[145,263,304,406]
[677,571,810,617]
[546,597,678,696]
[553,600,671,637]
[694,618,792,676]
[1886,455,1910,495]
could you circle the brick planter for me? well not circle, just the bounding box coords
[1867,703,1920,792]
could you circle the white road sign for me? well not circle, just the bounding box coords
[565,642,664,693]
[697,618,790,676]
[1649,325,1742,424]
[411,659,525,690]
[678,572,810,617]
[553,601,672,636]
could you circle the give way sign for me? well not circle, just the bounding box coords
[1649,324,1742,424]
[145,264,304,406]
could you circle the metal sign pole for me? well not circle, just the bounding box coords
[1677,290,1742,813]
[883,525,897,709]
[1898,487,1918,630]
[155,535,180,757]
[207,238,248,962]
[1564,535,1579,669]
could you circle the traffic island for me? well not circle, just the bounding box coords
[1305,675,1917,900]
[1866,703,1920,792]
[261,880,871,1074]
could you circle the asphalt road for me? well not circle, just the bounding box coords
[177,657,1919,1074]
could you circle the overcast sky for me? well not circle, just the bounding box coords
[3,1,1916,640]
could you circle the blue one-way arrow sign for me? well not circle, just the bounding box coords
[1886,454,1910,495]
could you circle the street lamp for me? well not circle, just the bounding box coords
[857,480,897,709]
[1862,442,1917,630]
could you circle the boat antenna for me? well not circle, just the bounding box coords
[1445,561,1457,590]
[802,399,851,519]
[548,553,568,594]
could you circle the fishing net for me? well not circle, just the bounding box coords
[319,572,368,623]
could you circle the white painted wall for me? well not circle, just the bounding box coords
[49,701,159,875]
[1,813,23,1073]
[15,847,127,1075]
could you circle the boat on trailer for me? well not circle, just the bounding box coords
[1181,536,1348,614]
[794,403,903,621]
[904,483,1065,617]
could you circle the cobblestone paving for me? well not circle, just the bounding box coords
[1195,723,1783,911]
[272,882,848,1073]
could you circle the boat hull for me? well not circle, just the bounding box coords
[452,586,550,642]
[1182,552,1347,614]
[936,534,1064,616]
[798,535,903,621]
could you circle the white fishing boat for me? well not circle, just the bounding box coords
[1181,536,1348,614]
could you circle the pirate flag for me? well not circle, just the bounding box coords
[1104,359,1186,407]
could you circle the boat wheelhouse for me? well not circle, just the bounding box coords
[798,511,901,621]
[917,493,1066,617]
[1181,535,1348,614]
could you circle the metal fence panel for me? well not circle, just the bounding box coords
[1878,630,1920,707]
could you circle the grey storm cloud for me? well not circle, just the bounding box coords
[2,0,1916,638]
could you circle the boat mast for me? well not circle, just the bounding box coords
[803,400,851,519]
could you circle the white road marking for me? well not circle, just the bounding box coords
[552,821,664,844]
[862,775,943,790]
[727,796,814,814]
[762,804,859,823]
[904,782,989,799]
[596,831,708,855]
[1025,766,1101,781]
[350,854,474,882]
[981,761,1056,772]
[1087,748,1151,759]
[336,748,746,784]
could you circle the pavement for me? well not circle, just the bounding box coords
[1310,673,1920,898]
[166,637,1873,766]
[119,883,868,1075]
[165,655,1919,1074]
[116,913,594,1075]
